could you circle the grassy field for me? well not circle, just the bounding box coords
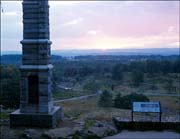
[52,72,179,122]
[1,95,178,122]
[55,94,179,122]
[56,96,131,121]
[53,89,93,100]
[149,96,179,112]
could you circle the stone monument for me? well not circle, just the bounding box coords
[10,0,62,128]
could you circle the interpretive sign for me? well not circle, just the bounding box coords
[133,102,161,113]
[132,102,161,122]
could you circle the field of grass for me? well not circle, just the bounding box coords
[149,96,180,113]
[56,96,131,121]
[55,94,179,122]
[53,89,93,100]
[53,72,179,122]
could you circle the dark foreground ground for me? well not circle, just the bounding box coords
[104,130,180,139]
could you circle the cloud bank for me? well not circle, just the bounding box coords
[1,1,179,51]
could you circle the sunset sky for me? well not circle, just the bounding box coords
[1,1,179,51]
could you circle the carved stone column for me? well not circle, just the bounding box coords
[10,0,62,128]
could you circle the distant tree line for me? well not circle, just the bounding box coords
[1,55,64,65]
[112,60,180,76]
[59,59,180,76]
[75,55,179,62]
[0,65,20,108]
[53,59,180,85]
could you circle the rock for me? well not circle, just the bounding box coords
[22,129,42,139]
[71,122,88,139]
[72,130,90,139]
[42,121,117,139]
[76,121,85,127]
[1,127,19,139]
[93,121,105,127]
[73,124,84,133]
[0,119,9,126]
[72,120,85,132]
[43,127,75,139]
[87,122,117,138]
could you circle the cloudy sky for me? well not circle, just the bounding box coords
[1,1,179,51]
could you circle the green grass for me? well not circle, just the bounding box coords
[53,89,92,100]
[56,94,179,123]
[64,109,82,119]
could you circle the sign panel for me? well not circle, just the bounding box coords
[133,102,161,113]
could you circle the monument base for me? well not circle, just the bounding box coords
[10,106,62,128]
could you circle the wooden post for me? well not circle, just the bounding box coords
[132,111,133,122]
[159,112,161,122]
[159,102,161,122]
[131,102,133,122]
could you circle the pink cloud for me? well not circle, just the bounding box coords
[1,1,179,51]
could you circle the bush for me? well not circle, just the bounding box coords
[114,93,149,109]
[114,93,123,108]
[98,90,113,107]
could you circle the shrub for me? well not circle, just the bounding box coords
[114,93,123,108]
[98,90,113,107]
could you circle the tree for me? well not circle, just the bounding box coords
[64,66,78,77]
[112,64,123,80]
[98,90,113,107]
[164,79,174,93]
[146,60,159,75]
[173,59,180,73]
[159,60,172,74]
[129,61,145,73]
[0,65,20,108]
[114,93,123,108]
[83,82,100,92]
[79,66,93,77]
[131,70,144,87]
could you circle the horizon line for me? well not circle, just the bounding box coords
[1,47,179,52]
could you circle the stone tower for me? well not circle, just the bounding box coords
[10,0,62,128]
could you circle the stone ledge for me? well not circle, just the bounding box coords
[21,39,52,44]
[113,117,180,132]
[20,64,53,70]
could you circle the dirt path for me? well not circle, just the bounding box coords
[104,130,180,139]
[54,91,102,103]
[54,90,179,103]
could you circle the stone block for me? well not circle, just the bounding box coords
[39,105,49,113]
[39,77,50,84]
[39,96,48,104]
[10,107,62,128]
